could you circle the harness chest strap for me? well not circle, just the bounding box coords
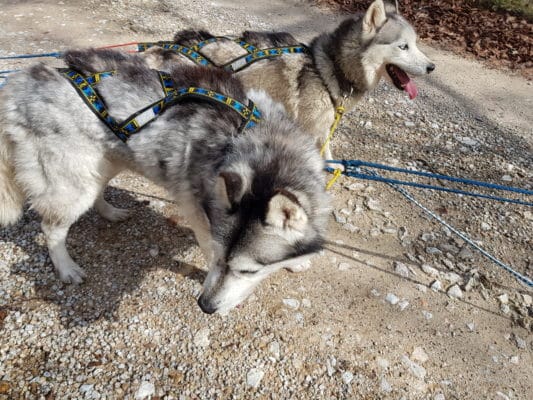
[60,68,261,142]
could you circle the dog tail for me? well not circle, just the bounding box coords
[0,130,24,226]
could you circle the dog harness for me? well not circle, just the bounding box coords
[60,68,261,142]
[137,36,308,72]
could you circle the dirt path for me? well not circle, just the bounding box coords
[0,1,531,399]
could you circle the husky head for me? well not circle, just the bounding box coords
[197,91,329,314]
[325,0,434,100]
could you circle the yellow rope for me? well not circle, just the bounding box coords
[321,104,346,190]
[320,105,345,157]
[326,168,342,190]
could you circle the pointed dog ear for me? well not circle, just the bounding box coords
[215,171,245,208]
[363,0,388,35]
[383,0,399,14]
[266,190,308,233]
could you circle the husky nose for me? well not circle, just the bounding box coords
[197,295,217,314]
[426,63,436,74]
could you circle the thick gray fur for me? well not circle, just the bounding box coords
[142,0,434,160]
[0,49,329,313]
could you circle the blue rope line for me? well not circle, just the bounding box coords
[0,51,62,60]
[326,160,533,207]
[361,168,533,287]
[327,159,533,195]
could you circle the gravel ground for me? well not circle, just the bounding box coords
[0,1,532,399]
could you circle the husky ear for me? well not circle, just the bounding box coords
[266,190,308,232]
[363,0,388,35]
[384,0,399,14]
[215,171,245,208]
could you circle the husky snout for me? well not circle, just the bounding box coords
[197,294,217,314]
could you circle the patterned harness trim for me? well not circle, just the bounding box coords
[137,42,212,66]
[137,36,308,72]
[60,68,262,143]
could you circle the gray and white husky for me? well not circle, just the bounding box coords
[142,0,435,159]
[0,49,329,314]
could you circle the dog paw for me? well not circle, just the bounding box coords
[57,261,87,284]
[285,259,312,273]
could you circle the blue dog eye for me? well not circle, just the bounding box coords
[399,44,409,50]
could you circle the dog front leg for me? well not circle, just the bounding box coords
[41,221,86,284]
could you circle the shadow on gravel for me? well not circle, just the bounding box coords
[325,240,514,322]
[2,186,206,327]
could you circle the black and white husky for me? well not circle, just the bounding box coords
[141,0,435,159]
[0,49,329,314]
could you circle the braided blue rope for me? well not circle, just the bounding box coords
[0,51,62,60]
[326,160,533,207]
[360,168,533,288]
[330,159,532,195]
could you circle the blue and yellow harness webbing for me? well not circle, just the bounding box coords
[60,68,261,142]
[137,42,213,66]
[137,36,308,72]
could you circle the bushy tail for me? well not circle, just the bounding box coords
[0,131,24,225]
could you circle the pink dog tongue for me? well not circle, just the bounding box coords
[395,67,418,100]
[404,80,418,100]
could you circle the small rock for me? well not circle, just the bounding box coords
[509,355,519,364]
[343,223,359,233]
[376,357,389,370]
[466,322,475,331]
[394,261,410,278]
[501,175,512,182]
[338,262,351,271]
[426,247,442,255]
[370,288,380,297]
[149,246,159,257]
[401,355,426,380]
[415,284,427,293]
[135,381,155,400]
[447,284,463,299]
[443,272,462,285]
[458,247,474,260]
[522,294,532,307]
[422,310,433,320]
[80,384,94,394]
[301,298,311,308]
[333,211,347,224]
[480,222,491,231]
[497,293,509,304]
[380,377,392,393]
[246,368,264,388]
[282,298,300,310]
[430,280,442,292]
[364,121,372,129]
[434,394,446,400]
[404,121,415,128]
[411,347,429,363]
[496,392,510,400]
[269,341,281,360]
[421,264,440,278]
[458,136,478,146]
[193,327,210,348]
[385,293,399,305]
[365,198,381,211]
[398,299,409,311]
[341,371,354,384]
[513,334,526,349]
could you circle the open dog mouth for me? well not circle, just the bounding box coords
[386,64,418,100]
